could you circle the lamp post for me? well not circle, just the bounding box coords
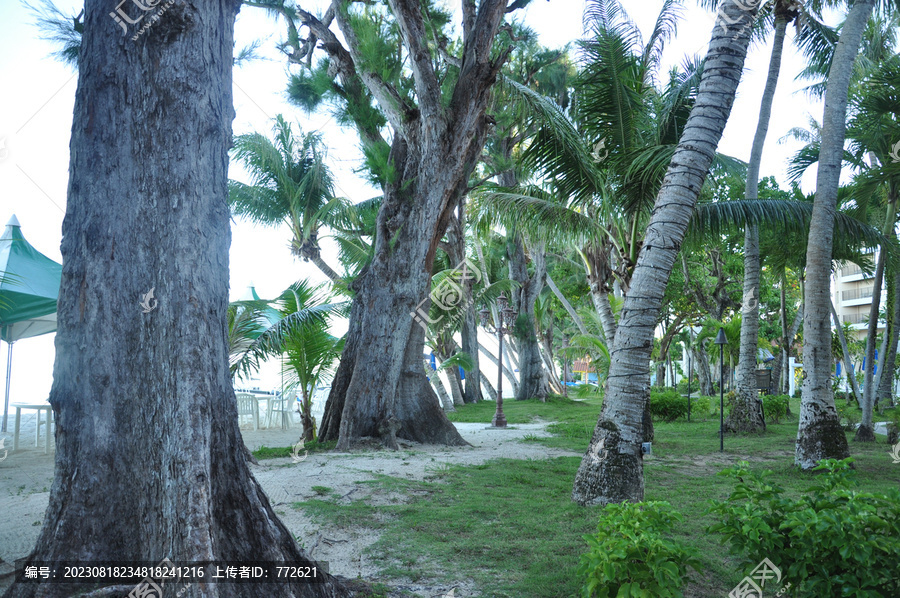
[714,327,727,452]
[479,292,517,428]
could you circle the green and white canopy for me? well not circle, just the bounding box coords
[0,215,61,342]
[1,215,62,431]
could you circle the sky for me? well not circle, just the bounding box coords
[0,0,827,405]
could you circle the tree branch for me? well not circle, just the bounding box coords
[387,0,442,117]
[329,0,409,134]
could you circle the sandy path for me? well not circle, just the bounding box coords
[0,422,577,596]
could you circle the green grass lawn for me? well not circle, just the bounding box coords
[292,395,900,597]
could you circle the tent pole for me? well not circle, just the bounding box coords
[2,341,12,433]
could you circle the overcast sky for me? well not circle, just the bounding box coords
[0,0,827,402]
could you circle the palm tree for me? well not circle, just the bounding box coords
[228,280,348,442]
[721,0,803,433]
[278,283,345,442]
[229,115,344,282]
[568,0,763,506]
[796,0,877,469]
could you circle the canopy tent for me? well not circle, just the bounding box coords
[1,215,62,432]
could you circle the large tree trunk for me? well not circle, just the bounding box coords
[731,15,788,433]
[796,0,875,469]
[877,266,900,405]
[317,0,509,450]
[571,2,758,505]
[2,2,348,597]
[508,236,550,401]
[695,344,714,397]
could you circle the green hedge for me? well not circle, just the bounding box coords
[649,388,711,422]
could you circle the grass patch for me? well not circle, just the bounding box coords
[292,393,900,597]
[252,438,337,460]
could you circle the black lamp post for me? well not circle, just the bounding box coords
[479,292,517,428]
[714,327,727,452]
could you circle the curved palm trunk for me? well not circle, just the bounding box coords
[831,300,862,404]
[547,272,588,335]
[571,1,759,505]
[731,16,789,433]
[310,254,341,283]
[2,2,348,597]
[796,0,875,469]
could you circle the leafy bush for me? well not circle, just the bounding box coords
[649,388,710,422]
[836,401,860,431]
[708,459,900,597]
[675,377,699,395]
[578,501,700,598]
[760,394,789,423]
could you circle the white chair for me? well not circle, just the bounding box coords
[235,393,259,430]
[266,392,295,429]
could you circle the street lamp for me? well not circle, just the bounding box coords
[479,292,517,428]
[714,327,727,452]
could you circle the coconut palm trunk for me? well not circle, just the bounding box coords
[877,266,900,405]
[2,1,348,596]
[796,0,876,469]
[858,195,898,439]
[571,0,760,505]
[832,300,863,404]
[509,235,550,400]
[729,14,790,433]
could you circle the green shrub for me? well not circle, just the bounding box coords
[708,459,900,597]
[649,389,710,422]
[760,394,789,423]
[578,501,700,598]
[836,401,860,431]
[676,378,699,395]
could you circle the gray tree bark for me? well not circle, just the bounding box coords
[2,1,348,596]
[508,236,550,401]
[796,0,875,469]
[319,0,512,449]
[572,0,759,505]
[730,15,789,433]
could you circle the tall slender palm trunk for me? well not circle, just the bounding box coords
[796,0,876,470]
[831,300,862,405]
[571,0,759,505]
[730,15,789,432]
